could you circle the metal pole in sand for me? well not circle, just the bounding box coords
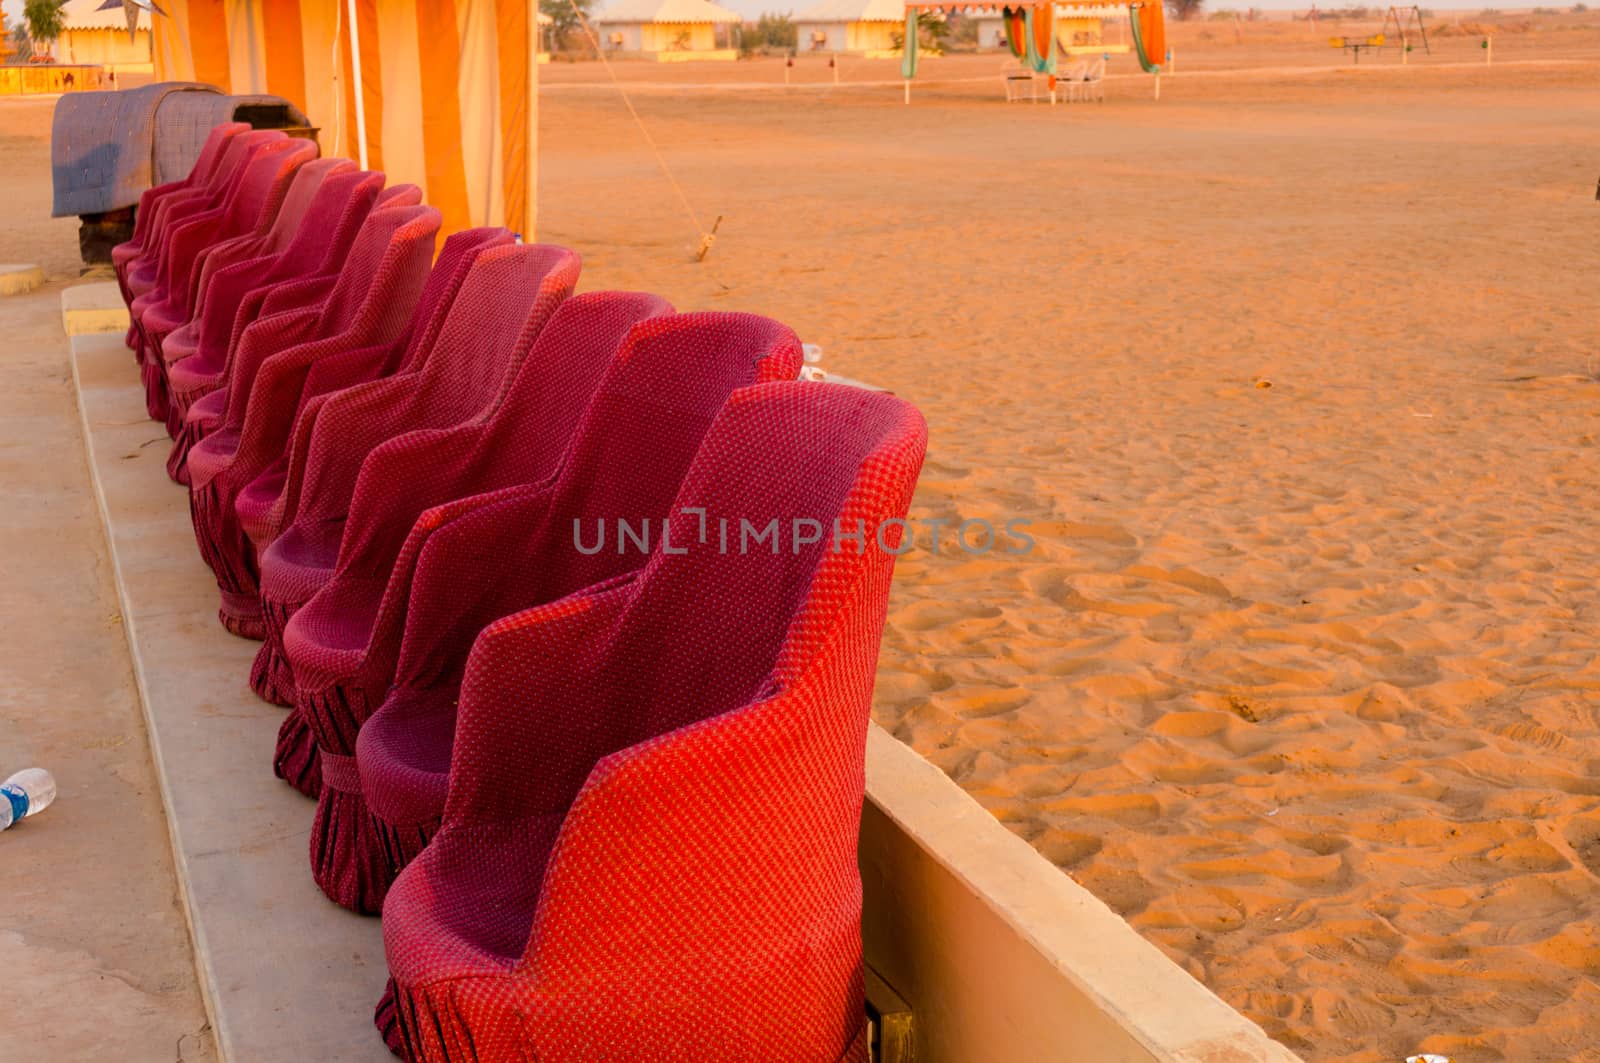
[904,78,911,104]
[1484,37,1492,64]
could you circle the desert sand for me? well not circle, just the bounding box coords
[4,15,1599,1061]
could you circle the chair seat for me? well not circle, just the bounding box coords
[358,684,457,830]
[286,573,387,665]
[383,815,564,986]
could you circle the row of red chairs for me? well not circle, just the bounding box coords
[112,121,927,1062]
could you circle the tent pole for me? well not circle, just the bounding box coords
[346,0,369,169]
[527,0,540,240]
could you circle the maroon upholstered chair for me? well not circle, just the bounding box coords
[185,204,442,638]
[136,156,354,418]
[112,121,249,309]
[283,312,799,914]
[243,240,576,708]
[267,291,670,798]
[379,380,928,1063]
[232,225,522,562]
[162,175,406,457]
[130,139,318,417]
[357,311,816,888]
[122,130,289,324]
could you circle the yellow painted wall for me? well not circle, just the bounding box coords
[59,27,155,72]
[846,20,899,54]
[641,21,717,51]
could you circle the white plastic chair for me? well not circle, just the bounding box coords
[1073,57,1106,103]
[1003,60,1036,102]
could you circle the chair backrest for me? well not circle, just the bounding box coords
[207,169,384,362]
[318,203,443,339]
[377,183,423,208]
[262,157,357,257]
[227,138,316,236]
[491,290,676,444]
[1085,57,1105,81]
[393,227,517,374]
[189,123,251,186]
[1066,59,1089,80]
[406,242,581,416]
[498,311,804,605]
[221,203,440,430]
[200,129,286,204]
[607,382,924,753]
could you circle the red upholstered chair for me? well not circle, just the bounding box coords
[112,121,249,310]
[283,312,798,915]
[380,380,928,1063]
[162,176,409,455]
[122,130,289,328]
[243,240,576,708]
[130,139,318,417]
[185,204,442,638]
[136,156,354,418]
[231,226,522,565]
[357,310,812,890]
[268,291,671,798]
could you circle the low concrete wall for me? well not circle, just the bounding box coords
[861,725,1301,1062]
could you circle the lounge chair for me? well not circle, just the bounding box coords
[184,204,442,638]
[379,380,927,1062]
[266,290,671,798]
[121,131,288,329]
[239,234,566,707]
[162,177,412,456]
[111,122,249,312]
[281,311,799,915]
[129,140,318,419]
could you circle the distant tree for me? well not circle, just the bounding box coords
[1167,0,1205,19]
[540,0,594,51]
[23,0,66,47]
[757,11,796,50]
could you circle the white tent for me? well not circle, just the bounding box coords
[795,0,904,56]
[595,0,742,59]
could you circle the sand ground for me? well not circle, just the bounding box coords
[0,99,217,1060]
[3,18,1599,1062]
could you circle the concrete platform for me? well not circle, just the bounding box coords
[0,262,44,295]
[63,279,131,335]
[70,327,391,1063]
[68,284,1297,1063]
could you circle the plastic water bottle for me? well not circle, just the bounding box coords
[0,769,56,831]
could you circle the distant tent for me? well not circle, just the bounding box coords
[594,0,741,59]
[146,0,538,239]
[57,0,156,71]
[794,0,904,56]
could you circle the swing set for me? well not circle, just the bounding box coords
[899,0,1168,102]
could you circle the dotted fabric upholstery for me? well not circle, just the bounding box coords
[270,291,671,799]
[381,380,927,1063]
[123,131,288,325]
[247,240,575,710]
[138,157,354,419]
[357,312,808,872]
[238,227,523,706]
[162,169,389,455]
[112,122,250,305]
[287,307,795,919]
[185,204,442,638]
[120,129,278,355]
[288,311,800,918]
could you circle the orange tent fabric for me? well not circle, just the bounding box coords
[151,0,536,239]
